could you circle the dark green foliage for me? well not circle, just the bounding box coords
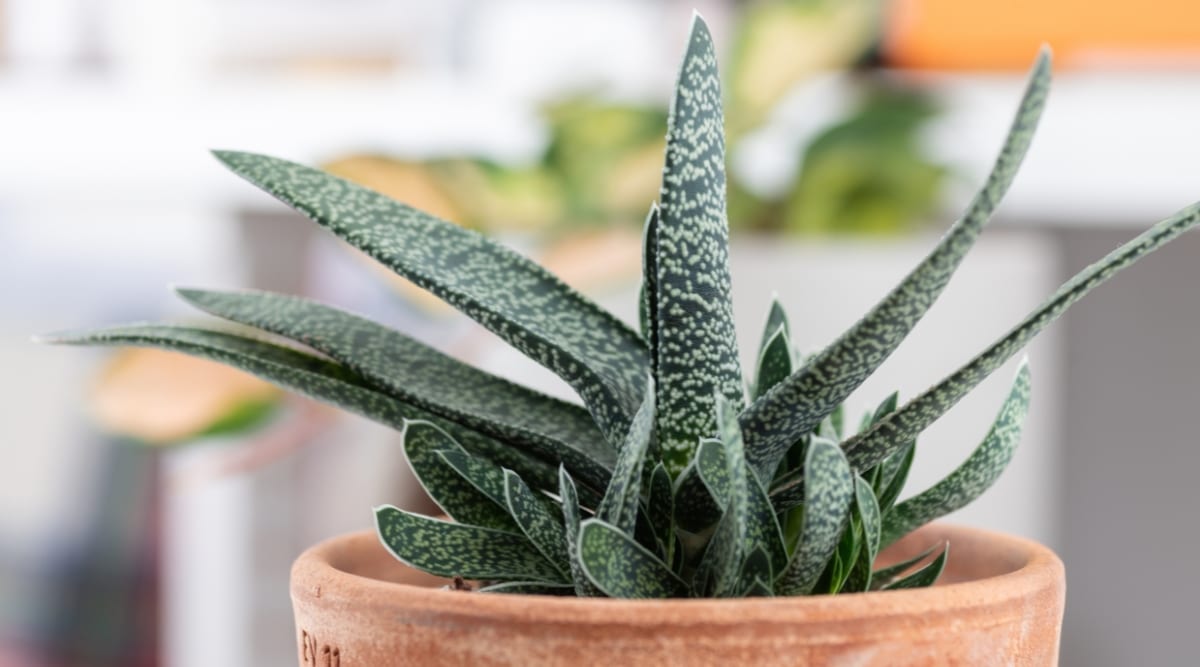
[776,439,855,596]
[403,421,518,531]
[578,520,688,598]
[375,506,566,582]
[46,16,1200,600]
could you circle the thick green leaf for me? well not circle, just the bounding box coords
[875,442,916,515]
[596,381,655,535]
[504,470,571,580]
[639,204,660,360]
[752,326,793,401]
[694,397,753,596]
[842,201,1200,473]
[757,296,792,357]
[43,324,588,493]
[478,581,576,595]
[824,518,861,595]
[880,361,1032,547]
[374,506,564,582]
[695,437,730,508]
[740,51,1052,481]
[211,150,647,448]
[653,16,746,474]
[737,546,773,597]
[435,449,510,509]
[177,288,614,469]
[559,467,603,597]
[871,542,944,589]
[883,543,949,590]
[402,420,517,531]
[775,438,854,596]
[647,463,675,556]
[745,465,789,576]
[578,519,688,599]
[843,476,882,593]
[671,462,723,533]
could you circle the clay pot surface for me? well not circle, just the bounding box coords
[291,523,1064,666]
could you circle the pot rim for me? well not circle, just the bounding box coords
[291,522,1064,628]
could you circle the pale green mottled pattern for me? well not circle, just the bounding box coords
[375,506,565,582]
[578,519,688,599]
[435,449,511,509]
[653,17,746,474]
[596,381,655,535]
[845,202,1200,474]
[212,150,647,447]
[739,51,1051,482]
[178,288,613,468]
[504,470,571,580]
[880,361,1031,547]
[883,543,949,590]
[558,467,603,597]
[775,438,854,596]
[402,420,517,531]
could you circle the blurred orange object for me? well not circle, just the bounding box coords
[886,0,1200,70]
[90,348,280,445]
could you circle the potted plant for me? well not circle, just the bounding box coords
[44,15,1200,665]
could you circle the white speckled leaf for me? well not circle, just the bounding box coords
[844,201,1200,474]
[880,360,1031,547]
[375,506,565,582]
[639,204,660,356]
[646,462,675,555]
[402,420,517,531]
[695,437,729,508]
[653,16,746,474]
[504,470,571,580]
[596,380,655,536]
[578,519,688,599]
[177,288,614,469]
[212,150,647,447]
[45,324,597,493]
[740,51,1051,481]
[559,466,604,597]
[775,438,854,596]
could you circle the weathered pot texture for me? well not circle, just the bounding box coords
[290,523,1064,666]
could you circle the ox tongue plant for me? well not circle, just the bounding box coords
[45,15,1200,598]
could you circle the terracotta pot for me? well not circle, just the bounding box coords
[290,523,1064,666]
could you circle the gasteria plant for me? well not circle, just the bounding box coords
[46,17,1200,599]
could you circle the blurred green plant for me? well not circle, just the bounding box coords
[328,0,943,238]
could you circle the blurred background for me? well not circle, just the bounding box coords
[2,1,1199,665]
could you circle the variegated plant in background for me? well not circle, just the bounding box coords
[46,16,1200,598]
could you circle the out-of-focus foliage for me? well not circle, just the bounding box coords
[327,0,945,238]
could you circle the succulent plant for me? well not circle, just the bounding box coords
[45,16,1200,599]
